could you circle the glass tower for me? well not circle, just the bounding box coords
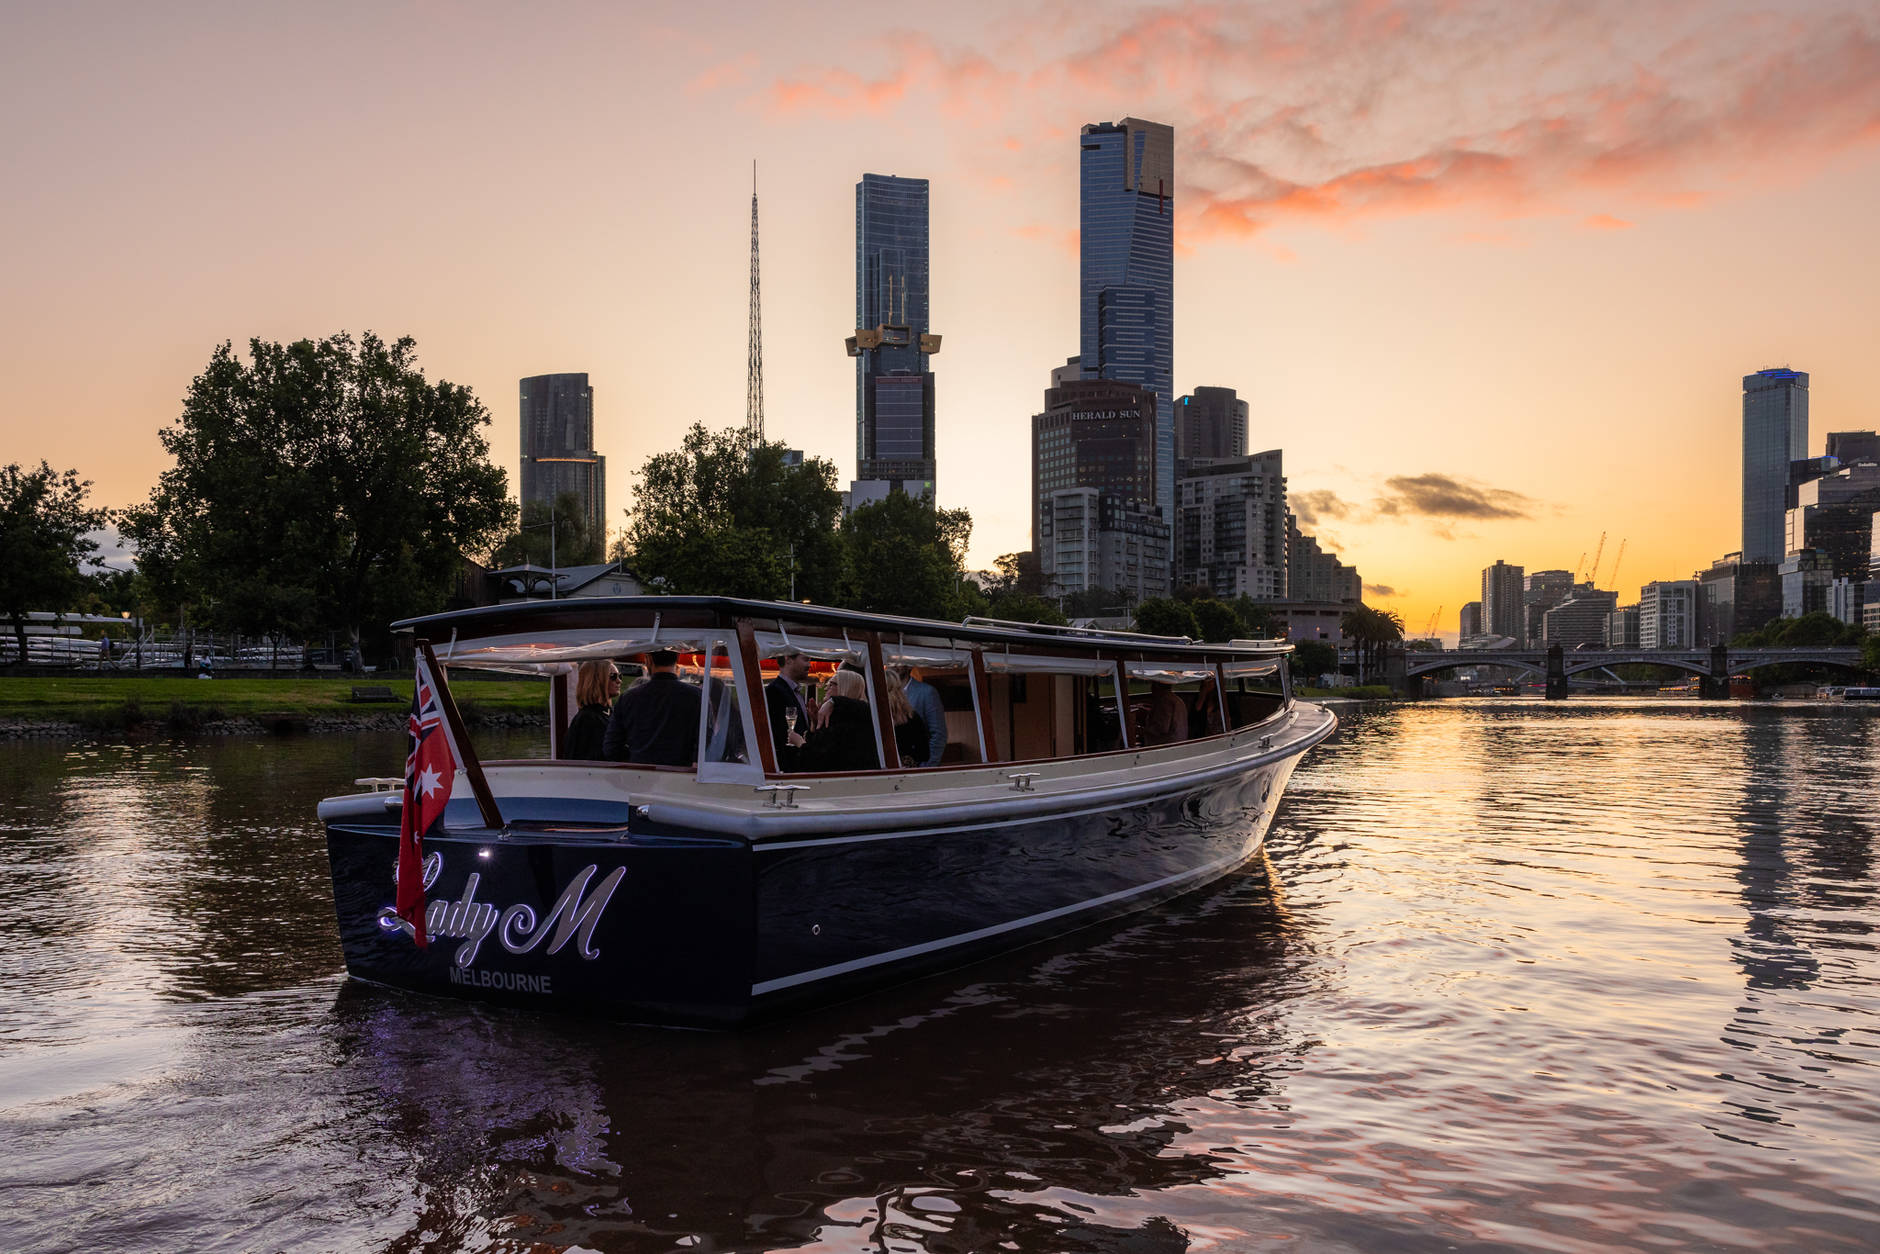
[519,372,604,548]
[848,174,938,497]
[1080,118,1174,527]
[1741,368,1809,563]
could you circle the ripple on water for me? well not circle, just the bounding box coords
[1,708,1878,1252]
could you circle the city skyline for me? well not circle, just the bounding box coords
[6,2,1880,639]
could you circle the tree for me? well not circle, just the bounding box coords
[985,551,1048,599]
[492,491,604,569]
[1292,639,1338,680]
[124,333,512,656]
[1191,598,1249,643]
[1230,595,1279,639]
[0,462,111,665]
[1340,604,1405,682]
[621,425,842,601]
[983,592,1069,627]
[837,490,976,620]
[1133,598,1200,639]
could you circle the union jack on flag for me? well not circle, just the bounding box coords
[392,652,460,947]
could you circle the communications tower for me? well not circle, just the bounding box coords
[746,162,765,444]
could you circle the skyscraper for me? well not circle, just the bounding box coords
[1742,368,1809,563]
[1175,386,1248,468]
[519,373,604,548]
[1080,118,1174,527]
[848,173,939,499]
[1481,560,1525,644]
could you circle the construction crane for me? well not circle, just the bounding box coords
[1573,551,1587,582]
[1607,538,1627,592]
[1586,532,1607,587]
[1425,606,1443,637]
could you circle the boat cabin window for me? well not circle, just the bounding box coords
[1222,657,1288,728]
[1124,662,1223,747]
[699,643,749,766]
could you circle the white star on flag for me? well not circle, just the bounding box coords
[416,765,442,798]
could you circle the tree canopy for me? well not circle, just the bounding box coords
[1133,598,1200,639]
[621,425,843,601]
[1340,604,1405,681]
[124,333,512,652]
[837,489,976,620]
[492,491,604,569]
[0,462,111,664]
[1733,612,1864,648]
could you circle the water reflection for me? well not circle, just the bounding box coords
[4,709,1880,1253]
[332,855,1311,1252]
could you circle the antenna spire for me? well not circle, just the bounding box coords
[746,160,765,444]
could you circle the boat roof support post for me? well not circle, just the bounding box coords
[549,669,571,759]
[419,640,505,830]
[967,648,996,764]
[1112,660,1131,749]
[736,619,780,775]
[860,630,897,771]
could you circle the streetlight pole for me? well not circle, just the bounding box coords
[520,519,559,599]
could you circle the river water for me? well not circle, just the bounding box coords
[2,701,1877,1253]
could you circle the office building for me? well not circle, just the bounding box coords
[1786,461,1880,579]
[1286,517,1361,604]
[1830,577,1868,627]
[1481,560,1525,645]
[1031,377,1158,595]
[1697,554,1781,644]
[1175,387,1247,468]
[1638,580,1699,648]
[1780,549,1835,618]
[848,174,939,499]
[1827,430,1880,466]
[1541,585,1618,649]
[1523,569,1574,645]
[1175,451,1287,599]
[1080,118,1175,527]
[519,373,605,546]
[1458,602,1482,639]
[1742,368,1809,562]
[1046,488,1170,603]
[1606,604,1641,648]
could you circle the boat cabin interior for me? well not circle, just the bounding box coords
[404,598,1294,782]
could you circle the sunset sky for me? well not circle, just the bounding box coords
[6,0,1879,637]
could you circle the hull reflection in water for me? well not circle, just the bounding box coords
[334,853,1311,1253]
[321,596,1334,1025]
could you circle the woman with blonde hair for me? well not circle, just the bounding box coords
[800,667,881,772]
[566,659,621,761]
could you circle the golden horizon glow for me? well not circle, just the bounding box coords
[5,1,1879,639]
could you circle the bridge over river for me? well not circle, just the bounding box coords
[1394,645,1863,698]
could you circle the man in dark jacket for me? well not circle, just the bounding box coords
[603,650,700,765]
[764,649,812,770]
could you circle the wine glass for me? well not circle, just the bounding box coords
[784,707,798,735]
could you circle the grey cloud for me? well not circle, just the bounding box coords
[1374,474,1534,521]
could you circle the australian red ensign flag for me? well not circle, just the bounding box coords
[394,652,459,947]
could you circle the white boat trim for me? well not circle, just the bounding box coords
[749,846,1249,995]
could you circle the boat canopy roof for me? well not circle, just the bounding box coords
[393,596,1293,670]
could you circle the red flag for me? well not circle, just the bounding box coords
[394,652,459,947]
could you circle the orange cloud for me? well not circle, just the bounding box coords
[745,2,1880,244]
[1582,213,1634,231]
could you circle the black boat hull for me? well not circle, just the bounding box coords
[325,753,1308,1027]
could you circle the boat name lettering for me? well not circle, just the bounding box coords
[384,856,626,969]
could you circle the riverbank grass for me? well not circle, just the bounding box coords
[0,675,547,729]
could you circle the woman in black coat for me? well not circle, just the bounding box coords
[799,669,882,772]
[565,660,621,761]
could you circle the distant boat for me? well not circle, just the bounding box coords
[319,597,1336,1027]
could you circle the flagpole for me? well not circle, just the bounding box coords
[418,640,505,831]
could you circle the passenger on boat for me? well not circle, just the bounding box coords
[765,650,814,768]
[882,670,930,768]
[1141,682,1188,747]
[602,650,700,766]
[1190,680,1224,740]
[565,660,621,760]
[799,669,881,772]
[896,666,948,767]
